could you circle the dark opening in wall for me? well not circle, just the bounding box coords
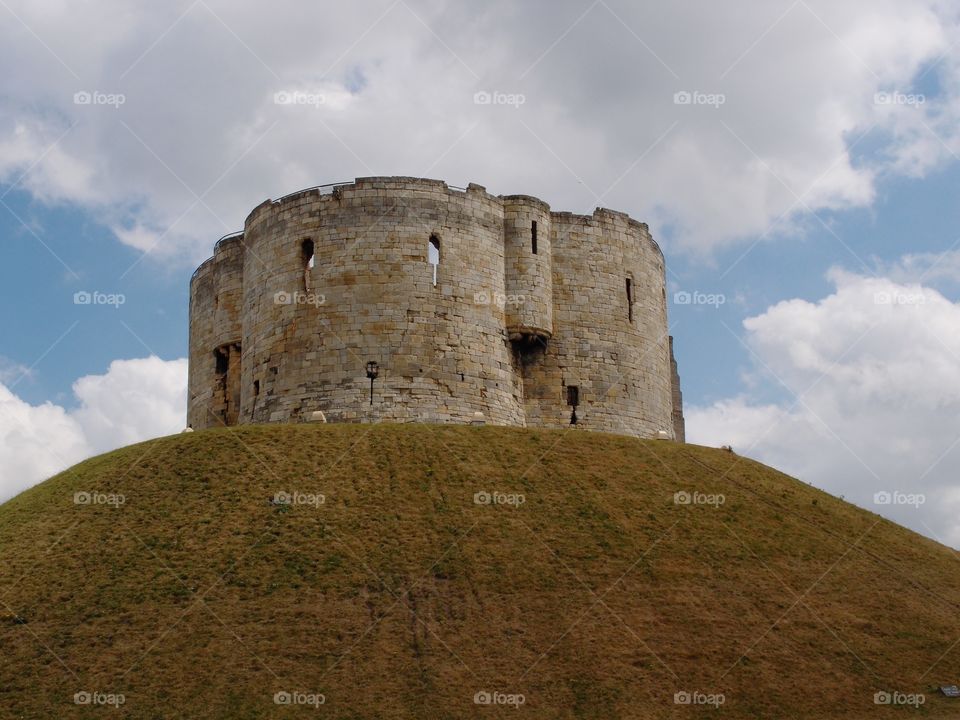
[428,234,440,286]
[253,380,260,396]
[213,343,241,426]
[531,220,538,254]
[301,239,315,269]
[214,346,229,375]
[566,385,579,425]
[301,239,315,292]
[626,278,634,322]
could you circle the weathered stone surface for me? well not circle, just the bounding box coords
[187,177,685,440]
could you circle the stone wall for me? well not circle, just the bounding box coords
[502,196,552,341]
[187,234,243,427]
[188,176,684,440]
[520,209,674,437]
[670,337,686,442]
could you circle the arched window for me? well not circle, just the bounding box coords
[301,239,315,269]
[428,235,440,286]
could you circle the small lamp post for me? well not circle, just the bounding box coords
[365,361,379,405]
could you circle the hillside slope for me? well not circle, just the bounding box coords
[1,424,959,718]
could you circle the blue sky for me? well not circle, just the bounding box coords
[2,0,960,547]
[674,159,960,407]
[0,190,187,405]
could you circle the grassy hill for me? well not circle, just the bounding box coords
[1,424,959,718]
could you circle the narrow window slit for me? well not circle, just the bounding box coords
[301,239,315,292]
[428,235,440,286]
[531,221,538,255]
[566,385,579,425]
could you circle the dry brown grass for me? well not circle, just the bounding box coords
[1,423,959,718]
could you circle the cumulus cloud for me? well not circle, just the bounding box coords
[688,269,960,548]
[0,0,958,260]
[0,357,187,502]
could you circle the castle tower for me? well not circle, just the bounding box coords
[502,195,552,342]
[187,177,683,440]
[188,234,243,426]
[518,209,674,437]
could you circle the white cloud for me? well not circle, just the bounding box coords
[0,356,33,385]
[0,385,89,500]
[688,269,960,548]
[872,248,960,288]
[0,356,187,502]
[0,0,957,260]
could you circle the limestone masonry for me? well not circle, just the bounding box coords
[188,177,685,440]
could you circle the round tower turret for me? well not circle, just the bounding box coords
[501,195,552,342]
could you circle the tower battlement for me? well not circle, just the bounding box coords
[188,176,684,439]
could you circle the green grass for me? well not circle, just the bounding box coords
[0,423,959,718]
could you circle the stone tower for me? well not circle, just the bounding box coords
[188,177,684,440]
